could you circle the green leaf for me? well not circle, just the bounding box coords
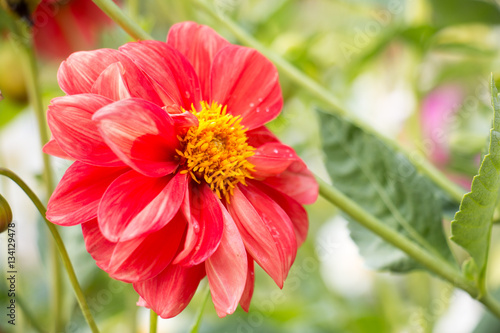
[429,0,500,27]
[318,111,454,272]
[450,78,500,289]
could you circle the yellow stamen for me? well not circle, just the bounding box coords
[177,101,255,202]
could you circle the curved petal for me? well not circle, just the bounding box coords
[173,183,223,267]
[133,263,205,319]
[248,142,297,178]
[246,126,279,148]
[98,171,187,242]
[167,21,229,99]
[93,98,181,177]
[91,60,163,105]
[107,213,187,283]
[83,215,187,283]
[263,160,319,205]
[205,202,247,318]
[47,162,127,226]
[91,62,131,101]
[251,180,308,246]
[136,297,150,308]
[210,45,283,130]
[239,253,255,312]
[47,94,123,166]
[227,184,297,288]
[43,139,74,160]
[81,218,115,270]
[119,41,201,109]
[57,48,126,95]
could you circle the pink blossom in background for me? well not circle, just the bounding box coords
[421,84,463,167]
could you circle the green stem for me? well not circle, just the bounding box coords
[316,175,500,317]
[22,37,54,194]
[149,310,158,333]
[21,37,63,332]
[193,0,465,203]
[190,286,210,333]
[91,0,152,40]
[480,293,500,318]
[0,168,100,333]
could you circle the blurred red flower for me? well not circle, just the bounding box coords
[32,0,114,60]
[44,22,318,318]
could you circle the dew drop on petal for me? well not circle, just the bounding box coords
[269,225,280,238]
[265,108,270,112]
[258,98,263,102]
[256,107,260,113]
[249,103,255,107]
[185,91,191,99]
[273,149,278,153]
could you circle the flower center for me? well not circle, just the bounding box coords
[177,101,255,202]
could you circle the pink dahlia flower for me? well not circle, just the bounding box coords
[44,21,318,318]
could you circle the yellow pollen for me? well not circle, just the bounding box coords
[177,101,255,202]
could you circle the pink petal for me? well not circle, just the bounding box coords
[119,41,201,109]
[42,139,74,160]
[228,184,297,288]
[57,48,127,95]
[246,126,280,148]
[91,60,164,105]
[133,263,205,319]
[167,21,229,99]
[98,171,187,242]
[83,214,187,283]
[47,162,126,226]
[251,180,308,246]
[91,62,131,101]
[136,297,150,308]
[47,94,123,166]
[210,45,283,130]
[205,202,247,318]
[81,218,115,270]
[173,183,223,266]
[106,213,187,283]
[263,160,319,205]
[239,253,255,312]
[248,142,297,178]
[93,98,181,177]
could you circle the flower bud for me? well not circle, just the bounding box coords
[0,194,13,233]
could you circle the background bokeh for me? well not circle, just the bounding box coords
[2,0,500,332]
